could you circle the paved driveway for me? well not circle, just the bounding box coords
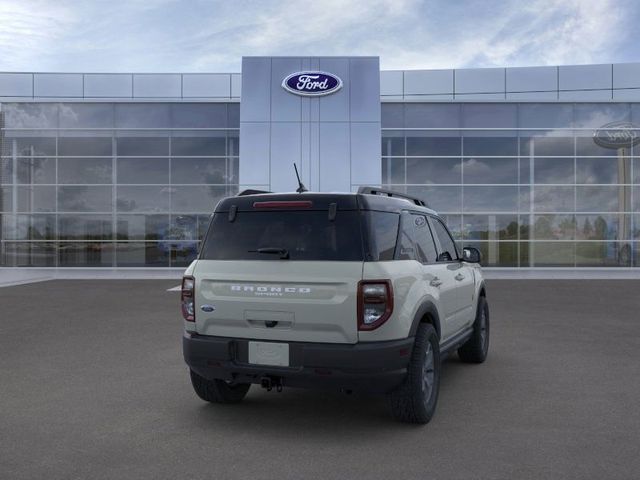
[1,280,639,479]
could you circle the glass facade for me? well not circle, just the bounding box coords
[382,103,640,267]
[0,102,239,267]
[1,100,639,268]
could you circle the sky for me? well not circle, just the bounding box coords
[0,0,638,73]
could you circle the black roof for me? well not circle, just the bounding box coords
[215,190,438,215]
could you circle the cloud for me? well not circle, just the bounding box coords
[0,0,636,73]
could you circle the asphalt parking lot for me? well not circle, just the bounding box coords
[1,279,639,480]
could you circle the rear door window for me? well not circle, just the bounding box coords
[200,210,364,261]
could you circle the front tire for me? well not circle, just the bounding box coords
[458,296,489,363]
[189,370,251,404]
[388,323,441,424]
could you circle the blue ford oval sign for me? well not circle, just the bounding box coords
[282,71,343,97]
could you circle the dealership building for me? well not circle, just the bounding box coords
[1,57,639,270]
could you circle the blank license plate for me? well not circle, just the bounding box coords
[248,341,289,367]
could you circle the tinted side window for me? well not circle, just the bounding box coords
[366,211,399,261]
[396,212,437,263]
[430,218,458,261]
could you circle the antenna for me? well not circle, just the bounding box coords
[293,163,308,193]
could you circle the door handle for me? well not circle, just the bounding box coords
[455,273,465,281]
[430,277,443,287]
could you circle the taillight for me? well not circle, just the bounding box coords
[181,276,195,322]
[358,280,393,331]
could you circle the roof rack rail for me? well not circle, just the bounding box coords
[237,189,272,196]
[357,186,428,207]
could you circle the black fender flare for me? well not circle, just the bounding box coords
[409,301,442,339]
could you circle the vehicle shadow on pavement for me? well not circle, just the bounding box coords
[183,356,467,434]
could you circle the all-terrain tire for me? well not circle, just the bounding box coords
[388,323,441,424]
[458,296,489,364]
[189,370,251,404]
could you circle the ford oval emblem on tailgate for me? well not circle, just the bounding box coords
[200,305,215,312]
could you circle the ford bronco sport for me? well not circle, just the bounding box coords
[182,187,489,424]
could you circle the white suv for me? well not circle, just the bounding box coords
[181,187,489,424]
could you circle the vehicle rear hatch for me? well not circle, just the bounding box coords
[193,194,364,344]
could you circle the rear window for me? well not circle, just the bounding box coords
[200,211,364,261]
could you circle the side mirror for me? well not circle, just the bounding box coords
[462,247,481,264]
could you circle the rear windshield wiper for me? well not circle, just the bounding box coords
[248,247,290,259]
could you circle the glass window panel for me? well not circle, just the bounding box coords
[169,241,199,267]
[463,137,518,156]
[576,136,623,156]
[115,242,170,267]
[463,186,518,212]
[573,104,630,128]
[2,103,58,128]
[58,243,114,267]
[117,137,168,156]
[117,158,169,184]
[170,136,226,156]
[576,186,623,212]
[576,214,630,241]
[1,186,12,211]
[634,215,640,240]
[171,185,228,213]
[439,214,462,240]
[381,104,404,128]
[405,186,462,212]
[116,214,170,240]
[406,158,461,185]
[462,215,518,240]
[58,137,112,156]
[168,214,199,242]
[1,214,55,240]
[463,241,518,267]
[534,158,575,184]
[533,214,575,240]
[116,186,170,212]
[519,136,574,156]
[58,186,112,212]
[519,214,531,240]
[519,186,531,213]
[228,104,240,127]
[462,158,518,184]
[634,158,640,184]
[198,214,212,240]
[531,241,576,266]
[575,242,631,267]
[171,158,228,184]
[14,137,56,156]
[462,104,517,128]
[382,158,405,184]
[518,104,573,129]
[171,104,227,128]
[519,157,531,184]
[227,131,239,157]
[634,243,640,267]
[405,104,460,128]
[58,214,112,240]
[1,242,56,267]
[58,158,112,184]
[1,157,12,183]
[406,136,461,156]
[114,104,171,128]
[381,134,404,156]
[59,103,114,128]
[17,186,56,212]
[17,157,56,184]
[533,186,574,212]
[635,186,640,212]
[576,157,628,184]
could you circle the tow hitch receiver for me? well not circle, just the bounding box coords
[260,376,283,392]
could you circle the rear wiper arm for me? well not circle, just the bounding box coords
[248,247,290,259]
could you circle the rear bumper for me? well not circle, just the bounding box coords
[183,332,414,394]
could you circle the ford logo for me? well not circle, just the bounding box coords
[200,305,215,312]
[593,121,640,149]
[282,71,342,97]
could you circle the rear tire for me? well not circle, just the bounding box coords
[388,323,441,424]
[458,296,489,364]
[189,370,251,404]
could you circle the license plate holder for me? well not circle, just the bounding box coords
[248,341,290,367]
